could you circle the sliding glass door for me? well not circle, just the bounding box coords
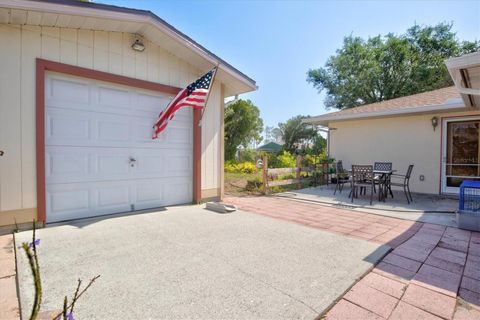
[442,118,480,194]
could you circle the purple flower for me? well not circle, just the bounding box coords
[28,239,40,248]
[54,312,74,320]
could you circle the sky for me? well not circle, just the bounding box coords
[103,0,479,129]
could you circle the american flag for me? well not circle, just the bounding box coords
[152,67,216,139]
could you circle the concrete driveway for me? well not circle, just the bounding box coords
[15,205,389,319]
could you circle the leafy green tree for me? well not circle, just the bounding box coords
[307,22,479,109]
[307,134,327,156]
[224,99,263,160]
[278,115,317,153]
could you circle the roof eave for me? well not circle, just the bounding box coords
[1,0,257,95]
[446,52,480,109]
[305,100,467,126]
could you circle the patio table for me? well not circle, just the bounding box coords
[374,169,396,202]
[347,169,396,202]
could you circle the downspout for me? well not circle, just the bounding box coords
[327,129,331,159]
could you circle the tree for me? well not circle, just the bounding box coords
[278,115,318,153]
[224,99,263,160]
[264,126,283,144]
[307,22,479,109]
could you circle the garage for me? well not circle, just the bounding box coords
[0,0,257,227]
[44,72,193,222]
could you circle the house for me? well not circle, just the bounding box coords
[257,142,283,153]
[0,0,256,226]
[306,52,480,195]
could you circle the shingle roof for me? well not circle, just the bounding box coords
[312,86,461,120]
[257,142,283,153]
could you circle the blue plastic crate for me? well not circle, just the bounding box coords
[459,180,480,212]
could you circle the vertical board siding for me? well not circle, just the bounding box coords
[201,82,221,191]
[77,29,94,68]
[121,32,135,78]
[59,28,77,65]
[41,26,60,61]
[0,24,22,210]
[0,24,221,214]
[21,25,41,208]
[93,30,109,72]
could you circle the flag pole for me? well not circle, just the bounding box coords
[199,63,219,124]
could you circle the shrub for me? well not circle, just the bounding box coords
[237,148,257,162]
[265,152,280,168]
[224,161,258,174]
[276,151,296,168]
[245,177,263,191]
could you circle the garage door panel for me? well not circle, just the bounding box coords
[135,92,171,116]
[47,109,191,148]
[133,148,191,178]
[45,73,193,223]
[46,148,89,181]
[96,184,131,209]
[96,153,131,176]
[47,147,134,184]
[46,186,91,222]
[95,116,132,143]
[97,85,131,111]
[164,180,192,206]
[46,109,91,143]
[165,107,192,122]
[132,121,192,149]
[135,180,164,210]
[164,126,192,145]
[47,146,193,183]
[47,76,91,106]
[133,121,160,142]
[135,154,164,175]
[163,154,192,176]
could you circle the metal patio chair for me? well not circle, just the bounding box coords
[350,165,375,205]
[389,164,414,204]
[333,160,350,195]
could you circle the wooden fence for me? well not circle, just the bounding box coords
[261,155,332,194]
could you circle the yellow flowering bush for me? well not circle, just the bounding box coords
[225,161,258,174]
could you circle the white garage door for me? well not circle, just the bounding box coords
[45,73,193,223]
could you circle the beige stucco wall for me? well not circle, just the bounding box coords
[329,110,480,195]
[0,24,224,224]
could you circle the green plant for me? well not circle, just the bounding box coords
[278,173,296,180]
[237,148,257,162]
[245,177,263,191]
[276,151,296,168]
[13,218,20,233]
[224,161,258,174]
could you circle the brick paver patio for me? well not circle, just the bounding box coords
[226,195,480,320]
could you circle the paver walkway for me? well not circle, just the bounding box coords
[0,234,20,319]
[226,195,480,320]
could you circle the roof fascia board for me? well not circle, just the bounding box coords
[1,0,256,91]
[305,101,467,124]
[445,52,480,70]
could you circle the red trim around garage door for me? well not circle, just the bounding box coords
[36,58,202,223]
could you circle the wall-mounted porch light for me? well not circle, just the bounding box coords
[131,39,145,52]
[431,116,439,131]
